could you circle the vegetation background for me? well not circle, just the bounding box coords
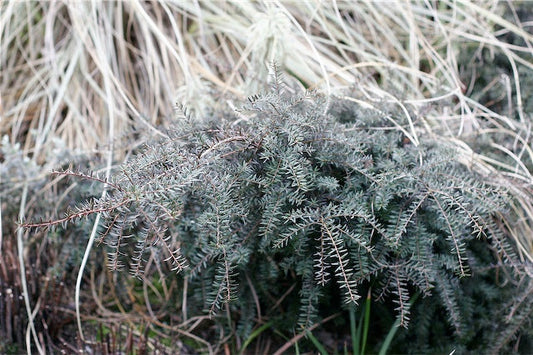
[1,0,532,354]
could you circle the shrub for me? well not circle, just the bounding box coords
[23,81,531,353]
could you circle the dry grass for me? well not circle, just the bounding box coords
[1,0,532,353]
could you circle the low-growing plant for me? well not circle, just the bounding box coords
[22,79,531,353]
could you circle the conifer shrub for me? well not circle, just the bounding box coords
[23,82,531,353]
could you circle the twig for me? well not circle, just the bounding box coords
[19,199,131,229]
[51,169,124,192]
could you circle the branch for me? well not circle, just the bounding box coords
[19,198,131,229]
[52,169,124,192]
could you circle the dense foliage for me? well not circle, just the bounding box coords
[24,81,532,353]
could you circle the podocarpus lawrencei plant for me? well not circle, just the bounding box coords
[23,79,531,353]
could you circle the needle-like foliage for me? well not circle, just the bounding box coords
[21,79,529,352]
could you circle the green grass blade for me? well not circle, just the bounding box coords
[307,331,328,355]
[379,292,420,355]
[238,321,273,355]
[349,306,357,355]
[378,318,400,355]
[361,289,371,355]
[355,301,366,354]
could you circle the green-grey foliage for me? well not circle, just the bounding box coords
[24,79,531,353]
